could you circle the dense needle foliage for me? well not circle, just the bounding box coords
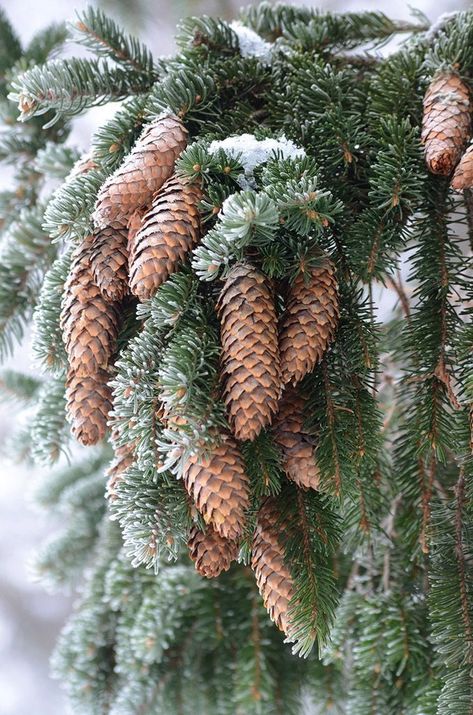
[1,4,473,714]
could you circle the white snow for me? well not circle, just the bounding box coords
[230,21,274,66]
[208,133,306,188]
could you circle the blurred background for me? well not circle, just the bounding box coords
[0,0,470,713]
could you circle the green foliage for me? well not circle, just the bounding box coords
[2,4,473,715]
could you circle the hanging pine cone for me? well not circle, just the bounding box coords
[217,264,281,441]
[182,435,250,541]
[90,225,129,302]
[421,71,471,176]
[279,259,338,386]
[93,114,188,229]
[451,144,473,191]
[129,175,202,300]
[188,523,239,578]
[65,368,112,446]
[60,238,120,377]
[106,441,135,501]
[273,387,320,490]
[251,498,295,636]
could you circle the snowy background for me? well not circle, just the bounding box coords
[0,0,469,713]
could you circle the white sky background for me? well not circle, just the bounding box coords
[0,1,470,714]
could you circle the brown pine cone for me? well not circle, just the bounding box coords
[279,260,338,386]
[217,264,281,441]
[421,71,471,176]
[273,387,320,490]
[106,442,135,501]
[129,175,202,300]
[93,114,188,229]
[183,435,250,541]
[188,523,239,578]
[65,368,112,446]
[60,238,120,377]
[90,225,129,302]
[251,498,295,636]
[451,144,473,191]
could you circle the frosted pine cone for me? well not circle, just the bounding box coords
[90,225,129,302]
[279,259,338,386]
[188,524,239,578]
[129,175,201,300]
[217,264,281,441]
[421,71,471,176]
[92,114,188,229]
[251,498,295,636]
[183,435,250,541]
[451,144,473,191]
[65,369,112,446]
[273,387,320,490]
[60,238,120,377]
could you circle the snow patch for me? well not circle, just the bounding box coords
[208,133,306,188]
[230,21,274,66]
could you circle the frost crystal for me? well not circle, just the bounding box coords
[208,134,306,188]
[230,21,274,66]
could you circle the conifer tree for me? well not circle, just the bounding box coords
[1,4,473,714]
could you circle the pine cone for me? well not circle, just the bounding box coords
[65,369,112,446]
[251,498,295,635]
[451,144,473,191]
[93,114,188,229]
[421,71,471,176]
[183,435,250,541]
[60,238,120,377]
[106,442,135,501]
[273,387,320,490]
[217,264,281,441]
[279,260,338,386]
[129,175,201,300]
[188,523,239,578]
[90,225,129,302]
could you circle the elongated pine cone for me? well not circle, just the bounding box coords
[65,369,112,446]
[251,498,295,636]
[60,238,120,376]
[217,264,281,441]
[90,225,129,302]
[188,524,239,578]
[129,175,202,300]
[279,260,338,386]
[421,71,471,176]
[451,144,473,191]
[92,114,188,229]
[273,387,320,490]
[183,435,250,541]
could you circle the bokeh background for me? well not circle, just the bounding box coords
[0,1,469,713]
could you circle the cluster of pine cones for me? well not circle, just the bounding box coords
[422,69,473,187]
[60,113,338,640]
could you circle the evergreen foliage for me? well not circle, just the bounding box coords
[1,4,473,714]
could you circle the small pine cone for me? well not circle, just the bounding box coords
[129,175,202,300]
[421,71,471,176]
[188,524,239,578]
[279,260,338,386]
[451,144,473,191]
[273,387,320,490]
[60,238,120,377]
[93,114,188,229]
[106,442,135,501]
[65,369,112,446]
[90,225,129,302]
[217,264,281,441]
[183,435,250,541]
[251,498,295,635]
